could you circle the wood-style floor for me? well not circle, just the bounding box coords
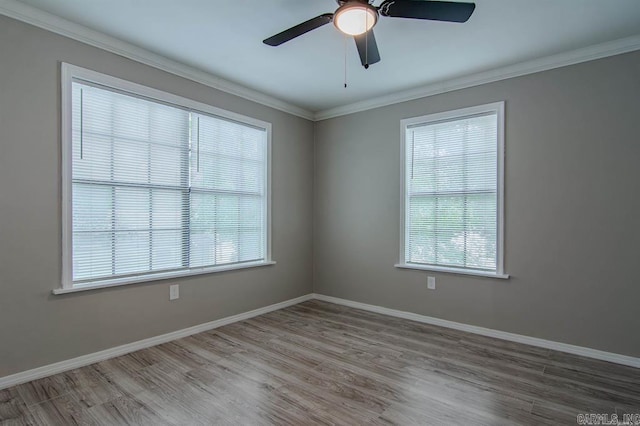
[1,300,639,425]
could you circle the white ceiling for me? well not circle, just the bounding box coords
[12,0,640,113]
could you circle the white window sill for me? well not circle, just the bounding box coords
[53,260,277,295]
[395,263,509,279]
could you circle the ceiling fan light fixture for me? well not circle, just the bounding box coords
[334,2,378,36]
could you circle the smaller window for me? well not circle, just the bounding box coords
[397,102,507,278]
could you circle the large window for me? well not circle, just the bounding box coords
[397,102,507,278]
[60,64,272,292]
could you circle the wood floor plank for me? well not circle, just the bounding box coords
[543,364,640,398]
[2,300,639,425]
[525,401,579,425]
[0,389,34,426]
[211,334,388,420]
[14,376,70,408]
[27,393,98,426]
[313,357,537,425]
[546,350,640,381]
[87,392,180,426]
[459,333,553,359]
[0,416,37,426]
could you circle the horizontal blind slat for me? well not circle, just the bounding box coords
[406,112,498,271]
[71,82,267,284]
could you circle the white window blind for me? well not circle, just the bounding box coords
[67,76,269,287]
[401,103,504,276]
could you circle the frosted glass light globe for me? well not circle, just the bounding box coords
[334,4,378,36]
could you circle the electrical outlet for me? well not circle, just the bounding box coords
[169,284,179,300]
[427,276,436,290]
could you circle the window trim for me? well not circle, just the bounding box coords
[396,102,508,279]
[58,63,274,294]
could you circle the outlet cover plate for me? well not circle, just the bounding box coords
[427,276,436,290]
[169,284,179,300]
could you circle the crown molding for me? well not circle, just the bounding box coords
[2,0,639,123]
[314,33,640,121]
[0,0,315,121]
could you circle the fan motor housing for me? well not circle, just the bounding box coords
[337,0,372,4]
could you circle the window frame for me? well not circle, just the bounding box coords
[57,63,274,294]
[396,102,508,279]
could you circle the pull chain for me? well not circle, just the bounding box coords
[365,10,369,67]
[343,34,348,88]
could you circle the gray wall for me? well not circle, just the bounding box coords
[0,16,314,376]
[314,50,640,357]
[1,13,639,378]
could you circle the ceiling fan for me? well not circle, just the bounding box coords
[263,0,476,69]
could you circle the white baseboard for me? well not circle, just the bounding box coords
[0,294,313,390]
[2,292,638,390]
[312,294,640,369]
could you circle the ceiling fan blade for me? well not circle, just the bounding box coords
[354,30,381,69]
[263,14,333,46]
[379,0,475,23]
